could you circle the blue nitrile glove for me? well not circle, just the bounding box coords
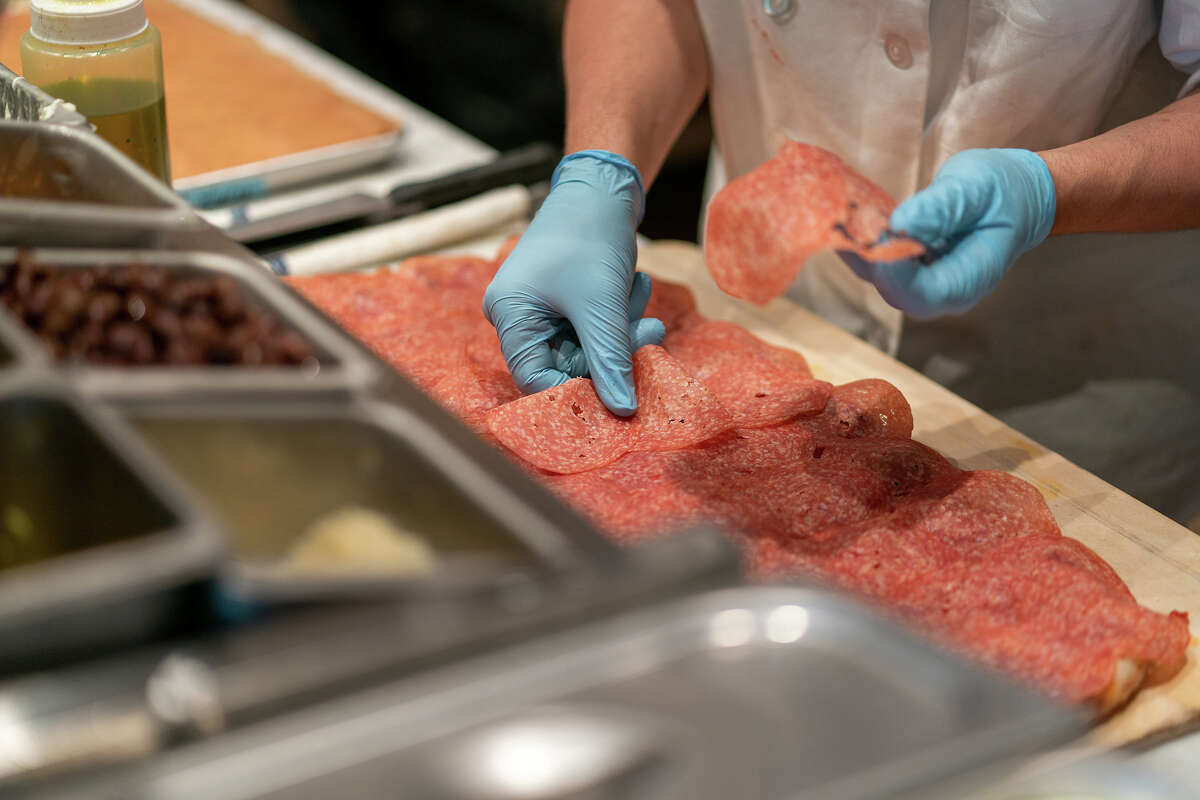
[841,148,1057,318]
[483,151,666,416]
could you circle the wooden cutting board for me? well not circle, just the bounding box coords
[635,240,1200,748]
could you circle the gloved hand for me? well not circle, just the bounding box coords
[841,148,1057,318]
[483,150,665,416]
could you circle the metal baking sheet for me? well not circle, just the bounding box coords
[175,132,405,210]
[0,61,90,130]
[0,247,379,397]
[0,377,222,672]
[0,120,204,248]
[124,396,629,605]
[165,0,408,207]
[43,585,1085,800]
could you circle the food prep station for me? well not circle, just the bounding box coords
[4,2,1200,798]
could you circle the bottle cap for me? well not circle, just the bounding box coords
[29,0,148,46]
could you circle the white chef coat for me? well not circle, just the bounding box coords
[692,0,1200,522]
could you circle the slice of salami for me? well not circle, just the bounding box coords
[430,348,522,432]
[810,379,914,439]
[631,345,734,451]
[709,369,832,428]
[808,436,957,500]
[895,535,1190,704]
[544,449,713,543]
[695,425,817,473]
[666,319,830,427]
[704,141,924,304]
[836,166,927,262]
[704,141,848,303]
[484,378,638,474]
[401,254,497,296]
[643,278,699,332]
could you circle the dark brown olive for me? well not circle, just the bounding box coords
[108,322,156,364]
[147,308,182,340]
[86,291,122,324]
[1,257,319,369]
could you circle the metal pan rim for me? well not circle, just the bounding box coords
[0,247,380,396]
[0,378,224,624]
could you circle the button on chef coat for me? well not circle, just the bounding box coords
[692,0,1200,522]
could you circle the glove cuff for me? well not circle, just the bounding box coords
[1010,148,1058,252]
[554,150,647,226]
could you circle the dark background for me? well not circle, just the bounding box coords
[241,0,712,242]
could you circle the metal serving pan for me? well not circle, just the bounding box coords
[124,396,629,606]
[0,377,222,673]
[0,247,378,397]
[0,120,204,248]
[36,585,1084,800]
[0,529,739,792]
[967,750,1200,799]
[0,62,90,130]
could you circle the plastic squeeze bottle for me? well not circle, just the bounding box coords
[20,0,171,183]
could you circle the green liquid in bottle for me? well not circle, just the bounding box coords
[42,76,171,183]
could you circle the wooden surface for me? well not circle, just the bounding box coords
[636,240,1200,747]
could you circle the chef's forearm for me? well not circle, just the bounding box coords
[1038,91,1200,235]
[563,0,709,188]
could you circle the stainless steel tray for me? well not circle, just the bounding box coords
[0,529,739,793]
[0,62,90,130]
[175,132,406,210]
[39,585,1084,800]
[0,247,378,397]
[967,750,1200,799]
[0,121,204,248]
[124,397,627,604]
[0,376,222,672]
[165,0,408,207]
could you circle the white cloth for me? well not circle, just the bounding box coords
[692,0,1200,521]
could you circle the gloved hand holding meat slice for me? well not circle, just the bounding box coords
[704,141,926,304]
[842,148,1057,318]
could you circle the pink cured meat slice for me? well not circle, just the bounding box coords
[706,369,832,429]
[430,344,522,432]
[466,330,509,374]
[484,378,637,474]
[631,346,734,451]
[894,534,1190,702]
[704,141,924,304]
[544,449,714,543]
[484,347,733,473]
[664,319,830,427]
[816,379,914,439]
[665,320,806,380]
[704,141,848,303]
[807,436,958,500]
[839,168,927,262]
[751,469,1059,592]
[400,254,497,298]
[643,279,699,332]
